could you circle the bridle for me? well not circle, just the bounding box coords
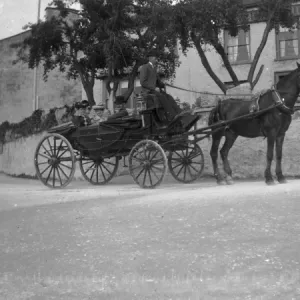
[270,85,295,115]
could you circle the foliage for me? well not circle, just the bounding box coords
[0,108,61,145]
[181,101,191,111]
[173,0,297,93]
[12,0,179,105]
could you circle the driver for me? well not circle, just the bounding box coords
[139,50,180,123]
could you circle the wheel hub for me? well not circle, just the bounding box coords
[48,156,59,167]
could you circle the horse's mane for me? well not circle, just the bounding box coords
[277,68,298,88]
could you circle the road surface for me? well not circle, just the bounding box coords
[0,174,300,299]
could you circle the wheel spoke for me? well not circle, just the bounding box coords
[37,161,49,166]
[148,169,153,186]
[149,150,159,161]
[135,167,145,180]
[38,153,51,160]
[189,164,199,173]
[40,164,52,176]
[171,162,184,170]
[57,148,69,159]
[46,138,54,155]
[149,167,160,180]
[84,163,95,175]
[142,168,147,186]
[99,164,107,181]
[151,165,164,171]
[101,162,113,176]
[41,144,52,158]
[56,139,64,156]
[57,164,69,179]
[81,160,94,166]
[53,137,57,156]
[45,166,53,184]
[90,166,96,181]
[183,165,187,181]
[96,164,99,183]
[53,167,56,187]
[102,160,116,167]
[56,166,63,186]
[59,162,72,170]
[131,164,143,171]
[176,165,185,177]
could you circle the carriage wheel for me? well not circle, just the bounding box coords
[79,156,119,185]
[34,133,76,189]
[129,140,167,189]
[168,142,204,183]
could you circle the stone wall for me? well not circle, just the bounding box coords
[1,115,300,183]
[0,132,127,181]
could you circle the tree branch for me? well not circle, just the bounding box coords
[251,64,264,90]
[211,40,239,86]
[191,32,227,94]
[247,6,277,86]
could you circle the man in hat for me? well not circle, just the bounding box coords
[139,51,181,124]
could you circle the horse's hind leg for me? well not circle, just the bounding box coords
[210,133,226,185]
[275,134,287,184]
[220,130,238,185]
[264,133,276,185]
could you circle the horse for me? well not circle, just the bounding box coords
[208,62,300,185]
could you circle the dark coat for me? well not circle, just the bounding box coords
[139,62,165,93]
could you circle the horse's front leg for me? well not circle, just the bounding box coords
[275,134,287,184]
[220,131,237,185]
[264,134,276,185]
[210,134,226,185]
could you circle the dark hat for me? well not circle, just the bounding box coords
[147,49,159,57]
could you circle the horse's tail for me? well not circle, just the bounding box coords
[207,99,222,140]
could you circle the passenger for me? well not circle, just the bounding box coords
[73,100,91,126]
[89,104,109,123]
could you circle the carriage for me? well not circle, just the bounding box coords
[34,94,206,189]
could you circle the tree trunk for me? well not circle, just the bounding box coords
[74,61,96,106]
[82,80,95,106]
[191,32,227,94]
[212,41,239,86]
[247,17,273,89]
[123,64,141,102]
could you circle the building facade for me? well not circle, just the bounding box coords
[1,2,300,123]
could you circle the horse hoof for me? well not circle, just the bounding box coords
[266,180,276,186]
[278,178,287,184]
[226,178,234,185]
[217,180,227,185]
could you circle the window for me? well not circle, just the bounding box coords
[275,3,300,59]
[224,28,251,64]
[276,27,299,59]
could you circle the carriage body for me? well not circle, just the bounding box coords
[34,96,204,189]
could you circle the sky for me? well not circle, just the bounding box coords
[0,0,80,40]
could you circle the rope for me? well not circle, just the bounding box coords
[165,83,254,97]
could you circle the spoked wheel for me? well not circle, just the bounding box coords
[79,155,119,185]
[34,133,76,188]
[168,142,204,183]
[129,140,167,189]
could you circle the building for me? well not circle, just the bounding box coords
[1,1,300,124]
[165,0,300,104]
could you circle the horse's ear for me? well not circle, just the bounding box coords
[297,62,300,69]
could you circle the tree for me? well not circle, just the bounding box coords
[12,1,110,105]
[13,0,179,106]
[173,0,297,94]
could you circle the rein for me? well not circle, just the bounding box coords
[271,86,295,115]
